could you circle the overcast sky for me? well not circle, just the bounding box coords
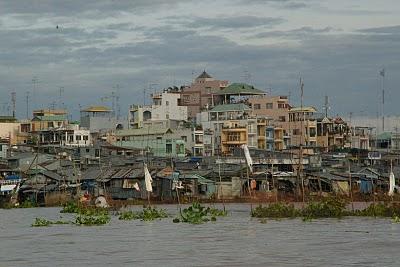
[0,0,399,120]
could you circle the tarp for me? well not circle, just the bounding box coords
[360,180,373,194]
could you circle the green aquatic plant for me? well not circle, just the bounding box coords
[301,198,347,219]
[354,202,400,217]
[392,215,400,223]
[140,207,168,221]
[19,200,37,208]
[61,202,109,217]
[175,202,227,224]
[209,207,228,217]
[32,217,52,227]
[251,203,299,219]
[118,207,168,221]
[118,211,140,220]
[74,214,111,226]
[60,202,79,213]
[31,217,70,227]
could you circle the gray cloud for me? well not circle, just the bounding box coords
[0,0,185,16]
[0,2,398,120]
[253,26,335,39]
[163,15,285,30]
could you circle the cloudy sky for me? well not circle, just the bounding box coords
[0,0,399,120]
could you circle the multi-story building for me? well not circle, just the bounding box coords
[129,89,187,129]
[31,109,68,131]
[113,127,186,157]
[351,127,370,150]
[0,116,20,145]
[181,71,228,119]
[316,116,350,151]
[288,107,318,147]
[80,106,117,133]
[35,124,92,147]
[197,103,256,155]
[221,121,248,155]
[246,95,290,126]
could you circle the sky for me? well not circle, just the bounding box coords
[0,0,399,120]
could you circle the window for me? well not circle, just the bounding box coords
[48,122,54,128]
[166,101,169,106]
[309,127,316,137]
[266,103,273,109]
[83,135,88,141]
[254,104,261,110]
[227,132,241,141]
[86,149,90,153]
[278,103,286,109]
[279,116,286,122]
[181,136,187,142]
[166,144,172,154]
[293,129,300,135]
[76,135,81,141]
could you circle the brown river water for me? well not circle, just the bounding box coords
[0,204,399,267]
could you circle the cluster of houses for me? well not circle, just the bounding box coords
[0,71,399,204]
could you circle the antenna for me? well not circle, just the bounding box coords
[26,91,30,119]
[112,84,121,120]
[32,76,40,110]
[11,91,16,118]
[242,70,251,84]
[59,87,64,109]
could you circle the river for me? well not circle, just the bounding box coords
[0,204,399,267]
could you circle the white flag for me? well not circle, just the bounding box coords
[133,182,140,191]
[241,144,253,173]
[144,163,153,192]
[389,171,395,196]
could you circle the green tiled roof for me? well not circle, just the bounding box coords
[377,132,392,140]
[211,103,250,112]
[116,127,172,136]
[32,115,67,121]
[0,116,17,122]
[216,83,264,95]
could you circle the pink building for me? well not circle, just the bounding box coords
[181,71,228,119]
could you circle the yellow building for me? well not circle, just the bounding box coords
[221,121,248,155]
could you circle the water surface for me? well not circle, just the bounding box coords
[0,204,398,266]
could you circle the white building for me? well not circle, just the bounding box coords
[129,89,188,129]
[36,124,92,147]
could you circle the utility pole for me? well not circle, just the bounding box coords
[297,78,305,202]
[11,92,16,118]
[26,91,30,119]
[380,68,385,132]
[324,95,329,118]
